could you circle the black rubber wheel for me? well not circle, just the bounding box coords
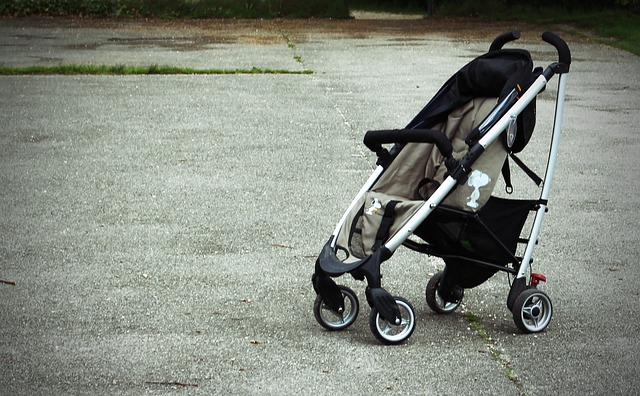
[313,285,359,331]
[425,271,463,314]
[368,296,416,345]
[512,288,553,333]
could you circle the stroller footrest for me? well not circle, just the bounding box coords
[316,238,371,276]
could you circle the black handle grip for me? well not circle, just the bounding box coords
[363,129,453,158]
[489,29,521,52]
[542,31,571,66]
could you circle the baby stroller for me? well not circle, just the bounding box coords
[311,31,571,345]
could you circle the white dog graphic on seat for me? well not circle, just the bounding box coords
[466,170,491,209]
[365,197,382,215]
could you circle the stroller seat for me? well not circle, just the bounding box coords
[336,96,507,261]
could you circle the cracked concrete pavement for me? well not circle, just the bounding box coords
[1,16,639,395]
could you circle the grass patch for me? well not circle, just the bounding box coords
[433,1,640,56]
[351,0,639,56]
[349,0,426,15]
[0,0,350,19]
[556,11,640,55]
[0,64,314,76]
[487,8,639,56]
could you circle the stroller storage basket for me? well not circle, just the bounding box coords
[410,197,537,288]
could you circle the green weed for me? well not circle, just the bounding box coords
[465,312,526,393]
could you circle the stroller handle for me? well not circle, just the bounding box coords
[542,32,572,68]
[364,129,453,158]
[489,30,521,52]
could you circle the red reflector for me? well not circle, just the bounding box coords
[531,273,547,285]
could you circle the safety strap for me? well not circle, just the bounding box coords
[373,200,399,252]
[502,153,543,194]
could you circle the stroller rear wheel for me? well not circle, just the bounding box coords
[425,271,463,314]
[512,288,553,333]
[313,285,359,331]
[369,297,416,345]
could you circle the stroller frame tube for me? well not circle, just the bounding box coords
[516,73,568,278]
[330,165,385,248]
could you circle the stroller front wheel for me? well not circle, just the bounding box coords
[369,297,416,345]
[512,288,553,333]
[313,285,359,331]
[425,271,463,314]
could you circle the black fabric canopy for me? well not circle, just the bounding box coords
[405,49,535,146]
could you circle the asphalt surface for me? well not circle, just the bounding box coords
[1,16,639,396]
